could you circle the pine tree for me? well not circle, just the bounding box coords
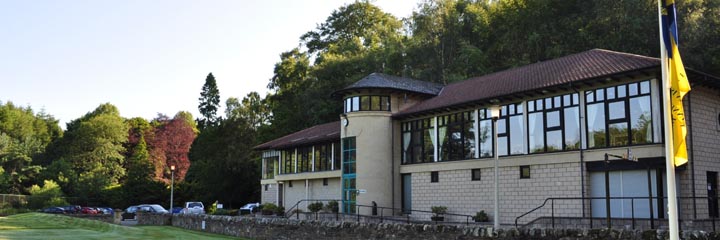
[198,73,221,128]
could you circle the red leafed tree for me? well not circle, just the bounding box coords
[147,113,197,183]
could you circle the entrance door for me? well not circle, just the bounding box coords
[708,172,718,217]
[401,174,412,213]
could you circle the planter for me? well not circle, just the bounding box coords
[431,216,444,222]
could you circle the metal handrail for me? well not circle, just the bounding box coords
[283,199,477,225]
[515,196,720,230]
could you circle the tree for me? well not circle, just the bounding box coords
[147,112,196,182]
[198,72,221,128]
[226,92,271,130]
[0,102,62,194]
[43,103,128,203]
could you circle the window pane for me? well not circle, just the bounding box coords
[438,126,449,161]
[517,104,523,113]
[352,97,359,111]
[630,96,653,144]
[596,89,605,101]
[528,113,544,153]
[536,100,544,111]
[423,121,435,162]
[564,107,580,150]
[479,120,493,157]
[464,114,476,159]
[572,93,579,105]
[547,111,560,128]
[498,119,507,134]
[360,96,370,110]
[545,98,552,109]
[629,83,639,96]
[606,87,616,99]
[381,97,390,111]
[640,81,650,94]
[563,95,571,107]
[553,96,561,108]
[547,130,562,152]
[609,122,629,146]
[498,136,508,156]
[586,91,594,103]
[587,103,606,148]
[609,101,626,120]
[371,96,381,110]
[345,99,350,113]
[618,85,627,98]
[509,115,525,155]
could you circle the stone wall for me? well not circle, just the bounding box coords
[411,162,582,224]
[136,213,720,240]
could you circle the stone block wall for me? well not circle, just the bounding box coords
[136,212,720,240]
[261,183,278,205]
[411,162,583,224]
[683,86,720,220]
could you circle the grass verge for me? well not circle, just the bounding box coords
[0,212,243,240]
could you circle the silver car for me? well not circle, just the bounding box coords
[182,202,205,214]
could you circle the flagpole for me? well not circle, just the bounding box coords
[657,0,680,239]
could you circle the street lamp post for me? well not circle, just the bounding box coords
[170,165,175,213]
[490,105,501,230]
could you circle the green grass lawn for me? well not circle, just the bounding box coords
[0,213,244,240]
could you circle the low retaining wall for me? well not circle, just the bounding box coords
[137,213,720,240]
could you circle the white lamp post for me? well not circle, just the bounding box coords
[170,165,175,213]
[490,105,501,230]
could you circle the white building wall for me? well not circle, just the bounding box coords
[261,183,278,205]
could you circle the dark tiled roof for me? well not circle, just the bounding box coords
[254,121,340,150]
[331,73,444,98]
[394,49,660,117]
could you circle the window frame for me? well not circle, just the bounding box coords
[430,171,439,183]
[526,93,580,154]
[585,80,654,149]
[343,95,391,113]
[471,168,481,181]
[520,165,531,179]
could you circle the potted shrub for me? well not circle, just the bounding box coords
[307,202,324,220]
[430,206,447,222]
[261,203,277,215]
[275,206,285,217]
[325,200,339,213]
[472,210,489,222]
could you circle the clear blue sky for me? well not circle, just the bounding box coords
[0,0,419,127]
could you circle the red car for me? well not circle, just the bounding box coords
[80,207,98,214]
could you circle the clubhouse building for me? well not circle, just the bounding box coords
[255,49,720,226]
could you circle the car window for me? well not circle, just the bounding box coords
[188,203,202,208]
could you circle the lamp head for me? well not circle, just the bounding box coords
[490,105,501,120]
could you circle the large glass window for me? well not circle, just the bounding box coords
[527,93,580,153]
[586,80,653,148]
[438,111,476,161]
[498,103,525,156]
[282,150,295,174]
[314,143,332,171]
[333,140,341,170]
[478,109,493,158]
[298,147,311,173]
[341,137,357,213]
[263,157,276,179]
[401,118,434,164]
[343,95,390,113]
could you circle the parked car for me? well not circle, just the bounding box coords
[61,205,81,214]
[97,207,114,215]
[81,207,98,214]
[136,204,169,214]
[181,202,205,214]
[238,203,260,214]
[41,207,66,214]
[171,207,183,214]
[122,205,139,220]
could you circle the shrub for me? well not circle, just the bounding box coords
[472,210,489,222]
[307,202,323,213]
[212,208,238,216]
[261,203,277,215]
[430,206,447,217]
[27,180,65,209]
[325,200,339,213]
[275,206,285,216]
